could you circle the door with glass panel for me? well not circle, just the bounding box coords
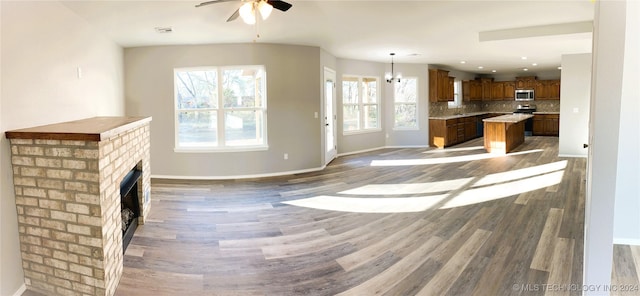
[324,67,337,165]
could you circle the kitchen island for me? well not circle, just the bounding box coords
[483,114,533,153]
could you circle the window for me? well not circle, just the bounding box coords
[342,76,380,134]
[394,77,418,129]
[448,79,462,108]
[174,66,267,151]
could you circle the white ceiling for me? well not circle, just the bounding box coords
[60,0,595,75]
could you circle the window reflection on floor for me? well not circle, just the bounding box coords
[283,150,567,213]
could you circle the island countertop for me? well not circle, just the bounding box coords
[5,116,152,141]
[482,113,533,123]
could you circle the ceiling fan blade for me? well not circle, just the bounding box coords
[266,0,292,12]
[195,0,239,8]
[226,8,240,22]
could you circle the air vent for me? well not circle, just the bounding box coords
[155,27,173,33]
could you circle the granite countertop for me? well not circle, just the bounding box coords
[533,112,560,115]
[429,112,511,120]
[483,114,534,123]
[5,116,152,141]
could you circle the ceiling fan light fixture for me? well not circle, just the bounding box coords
[258,0,273,20]
[239,2,256,24]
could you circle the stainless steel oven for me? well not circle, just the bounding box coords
[515,89,535,101]
[514,104,536,136]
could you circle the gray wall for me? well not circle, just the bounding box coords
[559,53,591,157]
[0,2,124,295]
[124,44,322,177]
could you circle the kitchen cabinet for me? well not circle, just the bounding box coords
[464,116,477,140]
[491,81,504,100]
[429,116,480,148]
[547,79,561,100]
[463,79,482,101]
[481,78,493,101]
[533,114,559,136]
[503,81,515,100]
[515,76,536,90]
[429,69,454,102]
[535,80,548,99]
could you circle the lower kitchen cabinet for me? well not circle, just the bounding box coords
[532,114,559,136]
[429,116,480,148]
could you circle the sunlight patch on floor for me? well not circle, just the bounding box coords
[282,194,450,213]
[369,149,544,166]
[284,156,566,213]
[422,146,485,154]
[338,177,474,195]
[441,170,565,209]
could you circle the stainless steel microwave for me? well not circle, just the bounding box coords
[515,89,535,101]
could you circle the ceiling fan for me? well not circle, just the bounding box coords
[196,0,293,24]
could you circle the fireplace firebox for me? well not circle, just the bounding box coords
[120,167,142,252]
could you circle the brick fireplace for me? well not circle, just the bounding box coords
[5,117,151,296]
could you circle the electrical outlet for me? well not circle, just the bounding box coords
[284,153,288,160]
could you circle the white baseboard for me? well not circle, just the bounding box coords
[558,154,588,158]
[337,146,386,157]
[151,166,325,180]
[12,284,26,296]
[613,238,640,246]
[153,145,429,180]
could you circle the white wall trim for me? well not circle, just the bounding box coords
[152,166,326,180]
[337,146,386,157]
[385,145,429,149]
[558,154,588,158]
[613,238,640,246]
[12,284,26,296]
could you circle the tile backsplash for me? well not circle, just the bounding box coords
[429,100,560,116]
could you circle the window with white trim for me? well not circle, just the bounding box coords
[342,76,380,134]
[448,79,462,108]
[394,77,418,129]
[174,66,267,151]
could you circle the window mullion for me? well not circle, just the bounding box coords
[217,70,225,147]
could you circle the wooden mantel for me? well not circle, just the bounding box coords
[5,116,152,141]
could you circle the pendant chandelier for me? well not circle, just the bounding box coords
[385,53,402,83]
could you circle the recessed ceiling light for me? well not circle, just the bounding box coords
[460,61,466,64]
[155,27,173,33]
[478,66,484,69]
[492,70,497,73]
[521,56,528,60]
[532,63,538,66]
[523,68,529,71]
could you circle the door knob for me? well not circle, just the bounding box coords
[583,144,589,148]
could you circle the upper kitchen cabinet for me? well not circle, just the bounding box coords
[515,76,536,90]
[503,81,515,100]
[535,80,548,99]
[480,78,493,101]
[462,79,482,101]
[429,69,454,102]
[491,81,504,100]
[535,79,561,100]
[547,79,561,100]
